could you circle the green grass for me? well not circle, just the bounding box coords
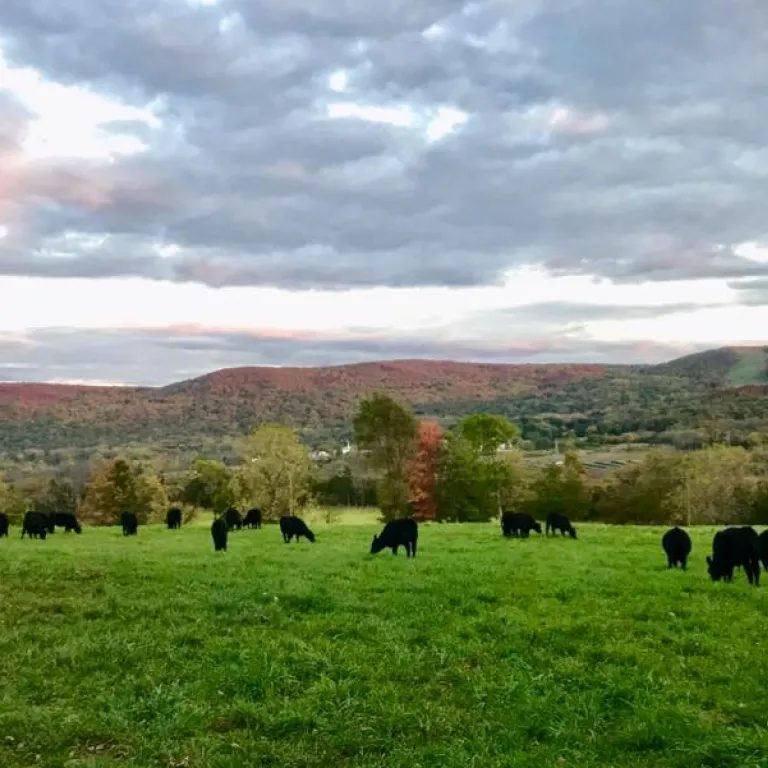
[2,522,768,767]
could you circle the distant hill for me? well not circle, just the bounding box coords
[650,345,768,387]
[1,347,767,454]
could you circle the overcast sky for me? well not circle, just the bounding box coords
[1,0,767,385]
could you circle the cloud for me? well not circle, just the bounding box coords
[0,0,767,291]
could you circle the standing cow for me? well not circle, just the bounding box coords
[53,513,82,533]
[211,517,228,551]
[21,511,49,540]
[546,512,577,539]
[243,508,262,529]
[370,518,418,558]
[707,526,760,586]
[662,526,691,570]
[501,511,542,538]
[0,512,8,537]
[225,507,243,531]
[279,515,315,543]
[165,507,182,530]
[121,511,138,536]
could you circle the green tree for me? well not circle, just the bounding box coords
[524,450,591,520]
[455,414,520,455]
[0,474,28,523]
[38,478,78,516]
[671,445,754,525]
[596,451,686,525]
[435,433,497,522]
[181,459,235,515]
[79,458,169,525]
[354,393,417,520]
[231,424,315,521]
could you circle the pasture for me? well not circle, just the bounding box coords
[2,520,768,767]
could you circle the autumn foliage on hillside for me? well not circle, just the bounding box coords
[407,420,443,521]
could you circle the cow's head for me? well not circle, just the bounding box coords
[370,534,385,554]
[706,555,724,581]
[568,525,577,539]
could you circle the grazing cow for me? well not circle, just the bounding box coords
[211,517,228,551]
[225,507,243,531]
[121,511,138,536]
[370,517,418,558]
[759,530,768,571]
[662,526,691,570]
[279,515,315,543]
[707,526,760,586]
[501,511,542,538]
[53,512,82,533]
[21,511,48,540]
[243,508,262,529]
[0,512,9,537]
[546,512,577,539]
[165,507,182,530]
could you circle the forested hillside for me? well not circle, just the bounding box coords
[1,346,767,457]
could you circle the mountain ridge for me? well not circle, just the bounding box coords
[0,345,767,453]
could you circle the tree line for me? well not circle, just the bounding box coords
[1,392,768,526]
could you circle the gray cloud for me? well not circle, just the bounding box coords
[0,323,707,386]
[0,0,766,289]
[729,278,768,306]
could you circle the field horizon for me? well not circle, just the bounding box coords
[3,520,768,767]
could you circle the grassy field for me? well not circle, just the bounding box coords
[2,520,768,767]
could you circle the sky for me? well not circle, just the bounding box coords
[0,0,767,386]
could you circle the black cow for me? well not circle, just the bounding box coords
[707,526,760,586]
[758,530,768,571]
[121,511,138,536]
[0,512,9,537]
[243,508,262,529]
[225,507,243,531]
[211,517,228,551]
[370,517,418,558]
[279,515,315,543]
[501,511,542,538]
[166,507,182,530]
[546,512,577,539]
[662,526,691,570]
[53,513,82,533]
[21,511,48,540]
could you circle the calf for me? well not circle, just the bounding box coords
[662,526,691,570]
[165,507,182,530]
[758,529,768,571]
[707,526,760,586]
[243,508,262,529]
[21,511,48,540]
[211,517,228,551]
[0,512,9,537]
[279,515,315,543]
[225,506,243,531]
[53,513,82,534]
[501,511,542,538]
[546,512,577,539]
[370,517,418,558]
[121,511,138,536]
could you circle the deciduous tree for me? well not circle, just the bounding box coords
[354,393,417,520]
[232,424,315,521]
[181,459,235,514]
[407,420,443,521]
[79,458,168,525]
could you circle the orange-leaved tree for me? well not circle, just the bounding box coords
[407,420,443,521]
